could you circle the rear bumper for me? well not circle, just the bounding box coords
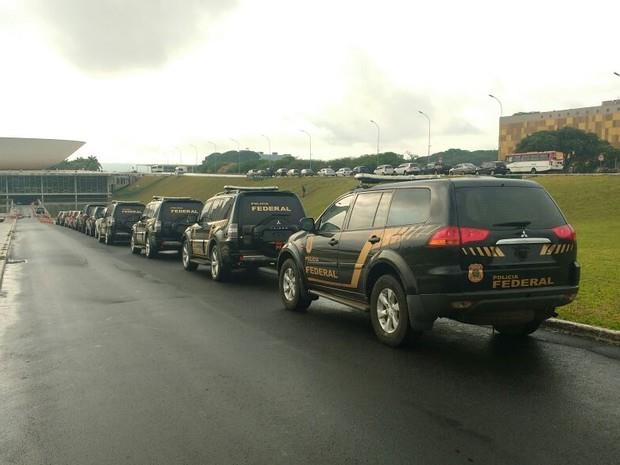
[157,240,183,250]
[407,285,579,329]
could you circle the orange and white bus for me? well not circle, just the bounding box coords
[505,151,564,174]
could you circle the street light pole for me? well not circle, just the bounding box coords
[489,94,504,160]
[300,130,312,170]
[230,138,241,174]
[488,94,504,116]
[614,72,620,77]
[369,120,380,155]
[176,146,183,165]
[261,134,272,171]
[418,111,431,157]
[190,144,199,167]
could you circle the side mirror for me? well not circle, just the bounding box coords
[300,217,315,232]
[140,215,147,221]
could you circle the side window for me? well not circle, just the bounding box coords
[200,201,214,222]
[372,192,393,228]
[346,193,383,230]
[318,195,353,233]
[386,189,431,227]
[216,197,233,220]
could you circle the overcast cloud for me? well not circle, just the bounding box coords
[1,0,618,163]
[26,0,237,73]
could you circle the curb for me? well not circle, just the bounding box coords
[0,219,16,288]
[542,318,620,346]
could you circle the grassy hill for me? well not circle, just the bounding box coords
[115,174,620,329]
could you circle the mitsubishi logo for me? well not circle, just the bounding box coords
[520,230,528,238]
[276,220,281,225]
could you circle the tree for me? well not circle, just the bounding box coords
[516,127,620,172]
[52,155,102,171]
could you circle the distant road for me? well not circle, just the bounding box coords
[1,217,619,465]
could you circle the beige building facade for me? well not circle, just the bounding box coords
[498,99,620,159]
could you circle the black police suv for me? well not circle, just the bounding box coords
[181,186,305,280]
[99,201,145,245]
[277,177,579,347]
[477,160,509,176]
[130,196,204,258]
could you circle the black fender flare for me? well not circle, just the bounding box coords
[362,249,419,296]
[277,245,309,289]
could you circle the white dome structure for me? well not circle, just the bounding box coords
[0,137,85,170]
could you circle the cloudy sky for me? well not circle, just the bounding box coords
[0,0,618,164]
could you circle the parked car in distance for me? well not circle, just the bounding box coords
[181,186,306,280]
[275,168,289,176]
[477,161,509,176]
[246,169,260,178]
[94,209,108,240]
[449,163,479,175]
[336,167,352,176]
[86,206,107,236]
[421,162,451,175]
[55,211,66,225]
[394,163,421,175]
[277,177,579,347]
[301,168,315,176]
[99,201,145,245]
[352,166,371,175]
[287,168,301,177]
[130,196,203,258]
[78,204,106,233]
[374,164,394,175]
[318,168,336,176]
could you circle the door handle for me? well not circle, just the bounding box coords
[368,235,381,244]
[329,238,339,246]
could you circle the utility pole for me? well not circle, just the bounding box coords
[300,130,312,170]
[418,111,431,157]
[489,94,504,159]
[230,138,241,174]
[369,120,380,155]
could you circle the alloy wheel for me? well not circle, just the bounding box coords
[376,288,400,334]
[211,248,220,279]
[282,267,297,302]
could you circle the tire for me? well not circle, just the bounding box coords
[530,168,537,174]
[370,274,415,347]
[145,234,157,259]
[279,258,311,311]
[130,235,141,255]
[209,244,228,281]
[96,230,103,243]
[182,239,198,271]
[490,170,495,176]
[494,320,541,337]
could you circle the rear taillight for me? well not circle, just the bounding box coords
[428,226,490,247]
[428,227,460,247]
[228,223,238,239]
[552,224,576,241]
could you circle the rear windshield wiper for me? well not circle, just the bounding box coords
[492,221,531,228]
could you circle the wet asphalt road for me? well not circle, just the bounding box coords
[1,216,619,465]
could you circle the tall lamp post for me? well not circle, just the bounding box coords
[175,146,183,165]
[208,141,217,173]
[418,111,431,157]
[614,72,620,77]
[369,119,380,155]
[190,144,199,167]
[489,94,504,159]
[300,130,312,170]
[230,138,241,174]
[261,134,272,171]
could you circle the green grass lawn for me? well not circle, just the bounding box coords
[116,174,620,330]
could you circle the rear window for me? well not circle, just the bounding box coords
[115,205,144,222]
[238,194,305,225]
[456,186,565,229]
[161,202,203,222]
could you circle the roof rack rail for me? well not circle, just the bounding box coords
[354,173,442,185]
[223,185,279,192]
[152,196,194,201]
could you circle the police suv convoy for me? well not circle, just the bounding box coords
[277,176,579,346]
[57,176,579,347]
